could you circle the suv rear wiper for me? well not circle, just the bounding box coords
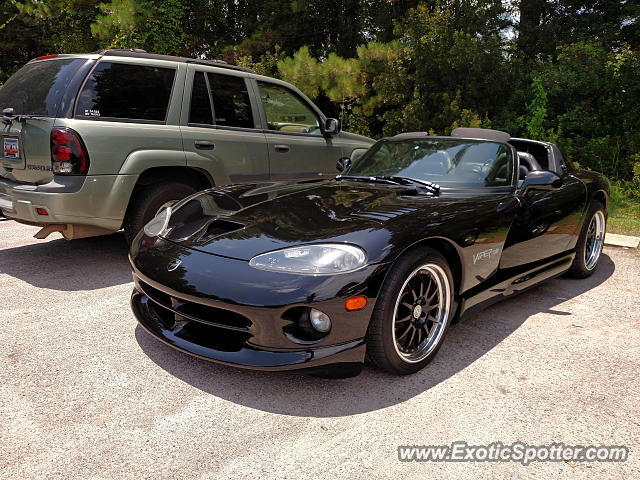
[373,175,441,194]
[2,108,45,126]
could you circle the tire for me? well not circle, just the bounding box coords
[366,248,454,375]
[567,200,606,278]
[123,182,197,245]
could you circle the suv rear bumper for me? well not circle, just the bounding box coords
[0,174,138,231]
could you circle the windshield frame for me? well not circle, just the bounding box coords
[348,136,518,190]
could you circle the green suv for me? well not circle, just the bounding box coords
[0,49,373,243]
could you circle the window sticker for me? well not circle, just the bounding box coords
[3,138,19,158]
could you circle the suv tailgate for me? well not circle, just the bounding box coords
[0,57,91,184]
[1,119,56,174]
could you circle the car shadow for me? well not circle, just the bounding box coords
[136,253,615,417]
[0,233,131,291]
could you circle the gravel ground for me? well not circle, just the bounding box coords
[1,220,638,479]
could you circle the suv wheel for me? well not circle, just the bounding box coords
[123,182,196,245]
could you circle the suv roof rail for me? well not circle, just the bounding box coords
[102,48,148,54]
[99,49,254,73]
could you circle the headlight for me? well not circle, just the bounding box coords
[143,206,172,237]
[249,244,367,274]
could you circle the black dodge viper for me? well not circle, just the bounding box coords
[129,128,609,377]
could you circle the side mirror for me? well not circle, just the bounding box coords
[336,157,351,172]
[2,107,15,126]
[518,170,563,197]
[323,118,341,136]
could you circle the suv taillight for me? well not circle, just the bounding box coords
[50,127,90,175]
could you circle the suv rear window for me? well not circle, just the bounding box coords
[188,72,254,129]
[75,62,175,122]
[0,58,86,117]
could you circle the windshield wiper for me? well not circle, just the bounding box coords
[335,174,440,194]
[374,175,441,194]
[335,175,402,186]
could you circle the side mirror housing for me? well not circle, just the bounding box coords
[518,170,563,197]
[323,118,341,136]
[336,157,351,172]
[2,107,15,126]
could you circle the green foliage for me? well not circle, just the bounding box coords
[91,0,187,55]
[349,41,410,137]
[319,54,363,122]
[528,42,640,179]
[0,0,638,183]
[277,46,322,99]
[237,46,286,78]
[518,77,548,140]
[391,1,512,134]
[608,180,640,235]
[17,0,99,54]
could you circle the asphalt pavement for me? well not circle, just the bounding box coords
[1,221,638,479]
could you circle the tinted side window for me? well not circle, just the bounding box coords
[189,72,213,125]
[0,59,86,116]
[257,81,321,135]
[207,73,253,128]
[76,62,175,121]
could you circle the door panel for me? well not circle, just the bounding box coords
[263,132,341,180]
[255,81,342,181]
[455,192,520,292]
[181,67,269,186]
[500,173,586,269]
[182,126,269,185]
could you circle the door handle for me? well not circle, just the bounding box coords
[274,144,290,153]
[195,140,215,150]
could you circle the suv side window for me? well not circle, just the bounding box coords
[257,81,321,135]
[188,72,254,129]
[189,72,214,125]
[76,62,175,122]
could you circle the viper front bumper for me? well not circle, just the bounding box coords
[129,238,389,373]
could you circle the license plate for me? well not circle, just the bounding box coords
[3,138,19,159]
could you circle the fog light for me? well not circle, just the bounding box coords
[309,308,331,333]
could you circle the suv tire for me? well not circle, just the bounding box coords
[123,182,196,245]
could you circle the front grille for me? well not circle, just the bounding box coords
[173,320,251,352]
[174,301,251,330]
[142,296,251,352]
[140,281,172,308]
[138,280,252,331]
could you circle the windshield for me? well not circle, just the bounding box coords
[0,58,86,116]
[348,138,514,187]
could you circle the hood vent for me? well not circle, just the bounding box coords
[351,205,417,222]
[198,219,244,242]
